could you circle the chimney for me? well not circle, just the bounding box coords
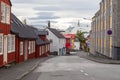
[48,21,51,28]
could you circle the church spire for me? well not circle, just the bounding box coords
[77,20,80,27]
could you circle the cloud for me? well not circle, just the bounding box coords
[29,12,60,20]
[11,0,101,30]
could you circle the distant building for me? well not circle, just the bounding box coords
[74,38,80,50]
[90,0,120,60]
[47,28,66,55]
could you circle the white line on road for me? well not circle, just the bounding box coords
[80,70,84,73]
[84,73,89,76]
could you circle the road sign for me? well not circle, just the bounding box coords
[107,30,112,35]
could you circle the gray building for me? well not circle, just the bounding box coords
[90,0,120,60]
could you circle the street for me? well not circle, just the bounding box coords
[21,54,120,80]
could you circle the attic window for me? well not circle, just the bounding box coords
[1,2,5,23]
[1,2,10,24]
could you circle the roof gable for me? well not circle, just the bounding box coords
[48,28,65,39]
[33,28,50,45]
[11,14,37,39]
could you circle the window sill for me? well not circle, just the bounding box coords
[8,51,15,53]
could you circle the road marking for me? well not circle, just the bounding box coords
[80,70,84,73]
[84,73,89,76]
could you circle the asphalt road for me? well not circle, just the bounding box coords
[21,55,120,80]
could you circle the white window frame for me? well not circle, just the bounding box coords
[33,41,35,53]
[1,2,10,24]
[48,44,49,51]
[31,41,33,53]
[20,42,23,55]
[28,41,31,54]
[29,41,36,54]
[0,34,3,55]
[6,5,10,24]
[11,35,15,52]
[39,46,41,55]
[46,45,47,52]
[42,46,44,54]
[110,6,112,16]
[7,35,11,53]
[8,35,15,53]
[1,2,5,23]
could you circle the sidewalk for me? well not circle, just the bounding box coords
[77,51,120,64]
[0,56,53,80]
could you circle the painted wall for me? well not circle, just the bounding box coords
[47,29,65,55]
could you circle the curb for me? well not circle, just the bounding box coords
[78,51,120,64]
[85,57,120,64]
[16,61,40,80]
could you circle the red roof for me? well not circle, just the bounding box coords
[63,34,75,39]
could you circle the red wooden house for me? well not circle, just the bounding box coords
[0,0,16,66]
[11,14,37,63]
[34,29,50,58]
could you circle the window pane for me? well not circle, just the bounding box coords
[6,5,10,24]
[20,42,23,55]
[7,35,11,52]
[1,2,5,23]
[0,35,3,54]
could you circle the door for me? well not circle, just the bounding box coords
[24,40,28,61]
[3,35,7,65]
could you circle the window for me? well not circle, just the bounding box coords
[46,45,47,52]
[48,44,50,51]
[8,35,15,53]
[11,35,15,51]
[28,41,31,54]
[20,42,23,55]
[0,34,3,54]
[6,5,10,24]
[42,46,44,54]
[39,47,41,55]
[110,6,112,16]
[31,41,33,53]
[33,41,35,52]
[28,41,35,54]
[7,35,11,52]
[1,2,5,23]
[1,2,10,24]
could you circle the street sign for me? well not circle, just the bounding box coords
[107,30,112,35]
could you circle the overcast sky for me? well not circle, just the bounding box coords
[11,0,101,30]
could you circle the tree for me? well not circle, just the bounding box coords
[76,30,88,51]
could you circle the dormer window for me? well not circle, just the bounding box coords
[6,5,10,24]
[1,1,10,24]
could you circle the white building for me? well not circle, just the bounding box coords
[46,28,66,55]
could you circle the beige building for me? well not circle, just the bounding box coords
[90,0,120,60]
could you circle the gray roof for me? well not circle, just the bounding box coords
[11,14,37,39]
[33,28,50,45]
[48,28,65,39]
[36,36,44,45]
[66,27,74,32]
[34,29,48,35]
